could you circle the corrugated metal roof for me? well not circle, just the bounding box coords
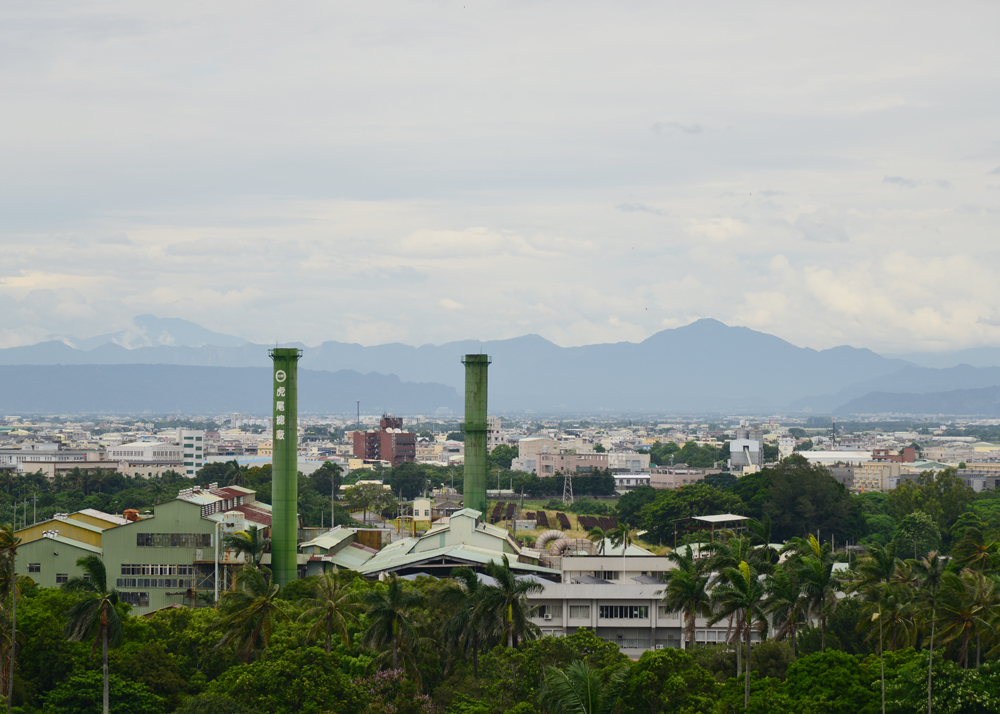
[300,527,355,550]
[358,542,559,576]
[75,509,130,526]
[32,534,103,554]
[324,542,378,569]
[232,503,272,526]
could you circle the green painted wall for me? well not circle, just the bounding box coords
[15,537,101,590]
[101,501,216,611]
[270,348,302,587]
[462,355,490,515]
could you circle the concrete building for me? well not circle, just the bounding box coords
[729,425,763,471]
[178,429,206,477]
[487,416,503,452]
[854,461,901,493]
[352,415,416,467]
[536,452,609,476]
[614,473,650,490]
[107,441,183,462]
[0,443,91,474]
[606,451,650,473]
[510,437,558,473]
[650,465,721,490]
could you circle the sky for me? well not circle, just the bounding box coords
[2,2,999,354]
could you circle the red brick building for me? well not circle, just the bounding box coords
[352,415,416,467]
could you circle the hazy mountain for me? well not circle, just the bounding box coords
[833,385,1000,416]
[0,318,919,413]
[792,364,1000,413]
[47,314,249,350]
[0,365,460,415]
[884,347,1000,370]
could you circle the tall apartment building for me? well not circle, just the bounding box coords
[352,415,416,467]
[487,416,503,452]
[178,429,206,477]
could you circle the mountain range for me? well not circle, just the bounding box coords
[4,316,1000,415]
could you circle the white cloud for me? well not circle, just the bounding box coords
[0,2,999,354]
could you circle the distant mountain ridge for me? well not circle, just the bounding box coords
[834,385,1000,416]
[0,365,460,415]
[9,316,1000,414]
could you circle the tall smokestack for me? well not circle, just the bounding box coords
[269,348,302,587]
[462,354,491,515]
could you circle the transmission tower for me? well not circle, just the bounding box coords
[562,471,574,505]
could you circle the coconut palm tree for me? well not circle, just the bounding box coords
[952,528,1000,573]
[854,542,901,591]
[586,527,607,556]
[608,523,635,579]
[763,563,803,656]
[782,535,839,651]
[297,571,360,654]
[223,525,270,568]
[0,525,20,714]
[658,548,712,649]
[911,551,947,714]
[538,659,627,714]
[479,555,545,648]
[216,566,289,663]
[62,555,124,714]
[361,573,425,673]
[442,567,491,678]
[936,569,989,669]
[709,561,767,711]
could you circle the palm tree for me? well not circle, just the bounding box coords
[783,535,838,651]
[145,480,168,504]
[216,566,289,663]
[658,548,712,649]
[952,528,1000,573]
[763,563,803,656]
[62,555,124,714]
[709,561,767,710]
[442,567,491,678]
[297,571,360,654]
[479,556,545,648]
[911,551,946,714]
[0,525,20,714]
[586,527,607,556]
[361,574,425,673]
[223,525,270,568]
[936,570,989,669]
[854,542,901,591]
[608,523,635,579]
[538,660,627,714]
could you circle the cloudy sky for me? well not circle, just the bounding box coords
[2,2,999,354]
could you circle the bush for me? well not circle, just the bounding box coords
[565,498,609,515]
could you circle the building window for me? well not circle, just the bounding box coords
[119,592,150,607]
[657,606,676,618]
[56,574,68,584]
[598,605,649,619]
[136,533,212,548]
[569,605,590,619]
[600,571,619,580]
[536,604,563,618]
[28,563,40,573]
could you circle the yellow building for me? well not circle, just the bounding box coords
[15,509,130,548]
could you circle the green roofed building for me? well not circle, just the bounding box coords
[357,508,558,580]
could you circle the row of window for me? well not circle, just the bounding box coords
[27,565,70,583]
[121,564,197,576]
[537,605,679,620]
[598,606,649,619]
[136,533,213,548]
[120,592,150,607]
[116,578,197,589]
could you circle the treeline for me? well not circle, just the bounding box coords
[9,544,1000,714]
[615,455,980,553]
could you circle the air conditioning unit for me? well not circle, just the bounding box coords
[543,614,552,620]
[655,644,665,650]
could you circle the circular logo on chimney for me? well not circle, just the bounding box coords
[275,370,287,383]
